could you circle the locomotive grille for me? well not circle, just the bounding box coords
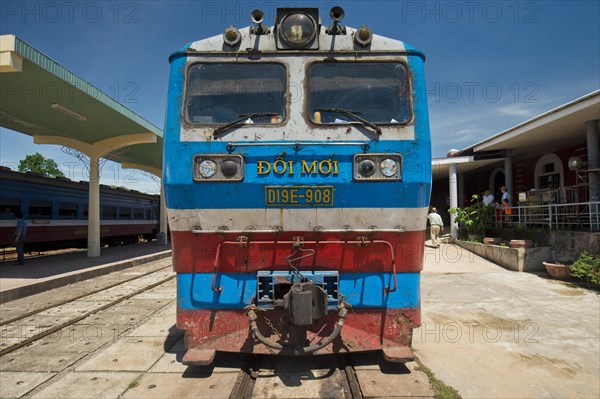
[256,271,339,309]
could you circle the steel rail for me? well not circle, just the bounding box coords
[0,271,175,357]
[0,264,173,327]
[339,354,365,398]
[229,355,260,399]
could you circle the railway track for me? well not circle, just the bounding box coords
[229,355,261,399]
[228,353,365,398]
[0,264,175,356]
[1,259,434,398]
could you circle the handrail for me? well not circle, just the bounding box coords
[226,141,370,153]
[193,227,406,234]
[494,201,599,231]
[210,237,398,293]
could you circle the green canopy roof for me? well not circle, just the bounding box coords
[0,35,163,174]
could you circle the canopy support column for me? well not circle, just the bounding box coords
[34,133,157,257]
[449,164,458,239]
[88,155,101,257]
[587,119,599,231]
[504,149,513,200]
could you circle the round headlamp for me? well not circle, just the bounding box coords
[280,12,317,48]
[380,159,398,177]
[198,160,217,178]
[220,160,238,177]
[359,159,376,177]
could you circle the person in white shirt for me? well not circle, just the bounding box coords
[483,190,495,207]
[427,207,444,247]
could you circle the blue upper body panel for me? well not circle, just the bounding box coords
[163,49,431,210]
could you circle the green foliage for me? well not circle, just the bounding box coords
[448,194,495,237]
[570,252,600,287]
[415,360,462,399]
[18,152,65,178]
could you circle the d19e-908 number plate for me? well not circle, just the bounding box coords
[265,186,334,207]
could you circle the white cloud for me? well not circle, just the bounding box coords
[498,104,537,118]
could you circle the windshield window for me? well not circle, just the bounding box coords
[186,63,286,125]
[309,62,410,124]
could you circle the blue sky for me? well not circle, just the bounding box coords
[1,0,599,194]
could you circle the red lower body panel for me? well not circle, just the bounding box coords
[177,308,420,357]
[171,230,426,273]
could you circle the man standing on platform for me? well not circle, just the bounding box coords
[13,211,27,266]
[427,207,444,248]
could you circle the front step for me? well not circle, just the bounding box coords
[382,347,415,363]
[182,348,216,366]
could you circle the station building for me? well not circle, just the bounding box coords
[431,90,600,238]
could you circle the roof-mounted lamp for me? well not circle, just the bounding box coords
[354,25,373,46]
[223,26,241,46]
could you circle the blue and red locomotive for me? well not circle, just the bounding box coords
[164,6,431,364]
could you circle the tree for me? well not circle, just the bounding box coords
[18,152,65,178]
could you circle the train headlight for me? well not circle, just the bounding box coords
[276,8,320,50]
[198,160,217,178]
[194,155,245,182]
[281,13,316,47]
[380,159,398,177]
[358,160,376,177]
[220,160,238,177]
[353,153,402,181]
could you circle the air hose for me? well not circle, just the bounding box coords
[246,301,349,354]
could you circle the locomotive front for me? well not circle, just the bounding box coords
[164,7,431,365]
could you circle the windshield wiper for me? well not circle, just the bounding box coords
[213,112,280,136]
[314,108,382,136]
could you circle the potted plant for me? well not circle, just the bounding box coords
[483,237,503,245]
[543,250,578,281]
[449,194,495,241]
[543,261,572,280]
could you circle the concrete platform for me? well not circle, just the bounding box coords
[3,240,598,398]
[415,242,600,399]
[0,242,171,303]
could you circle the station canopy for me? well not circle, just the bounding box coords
[432,90,600,181]
[0,35,163,175]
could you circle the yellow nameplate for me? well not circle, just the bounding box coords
[265,186,334,207]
